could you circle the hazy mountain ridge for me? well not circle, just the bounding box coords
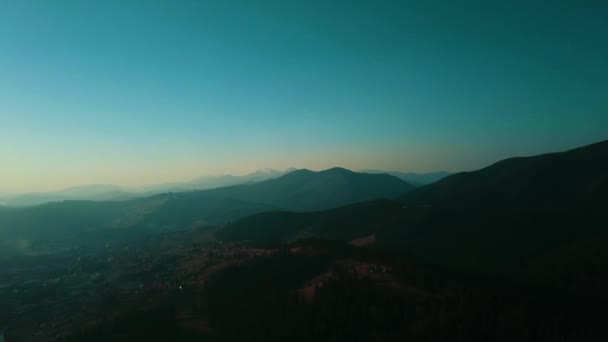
[0,167,422,208]
[0,168,296,207]
[0,185,136,207]
[0,168,412,255]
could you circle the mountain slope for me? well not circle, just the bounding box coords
[169,168,288,192]
[0,194,277,257]
[217,140,608,289]
[217,200,404,242]
[362,170,451,186]
[400,139,608,210]
[204,167,414,211]
[0,185,137,207]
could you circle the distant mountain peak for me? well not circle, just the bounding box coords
[205,167,413,212]
[322,167,354,174]
[283,167,354,176]
[243,169,284,181]
[287,168,313,175]
[249,168,281,175]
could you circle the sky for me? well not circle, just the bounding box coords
[1,1,607,192]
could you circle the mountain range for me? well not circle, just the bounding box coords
[2,140,608,341]
[400,140,608,210]
[218,140,608,294]
[2,140,607,293]
[0,168,413,255]
[0,167,432,207]
[203,167,413,211]
[0,168,293,207]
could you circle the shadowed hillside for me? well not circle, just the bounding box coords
[217,200,404,242]
[400,140,608,211]
[217,140,608,294]
[6,238,606,342]
[361,170,451,186]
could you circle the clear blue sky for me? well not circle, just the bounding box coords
[1,1,607,192]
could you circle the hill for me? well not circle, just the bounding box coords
[203,167,414,211]
[0,168,411,256]
[217,140,608,292]
[400,139,608,210]
[361,170,451,186]
[0,194,274,257]
[217,200,404,242]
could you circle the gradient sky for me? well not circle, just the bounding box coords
[1,1,607,192]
